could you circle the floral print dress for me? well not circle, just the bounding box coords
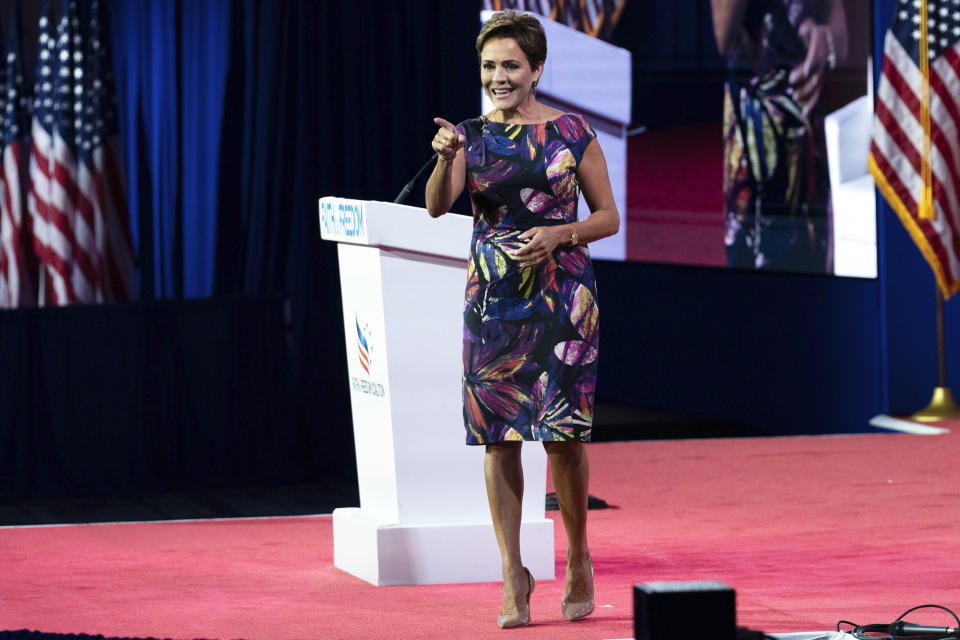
[722,0,831,273]
[456,113,599,445]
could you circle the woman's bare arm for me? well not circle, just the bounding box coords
[710,0,750,56]
[425,117,466,217]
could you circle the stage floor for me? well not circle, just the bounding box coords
[2,426,959,639]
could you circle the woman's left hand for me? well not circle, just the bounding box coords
[789,18,832,118]
[510,226,565,268]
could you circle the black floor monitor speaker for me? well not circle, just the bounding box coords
[634,581,736,640]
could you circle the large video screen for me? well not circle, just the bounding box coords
[481,0,874,277]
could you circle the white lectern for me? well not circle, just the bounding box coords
[318,196,555,586]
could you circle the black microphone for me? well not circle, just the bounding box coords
[889,621,960,637]
[393,153,440,204]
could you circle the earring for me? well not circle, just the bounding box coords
[532,80,538,95]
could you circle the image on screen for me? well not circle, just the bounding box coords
[482,0,874,277]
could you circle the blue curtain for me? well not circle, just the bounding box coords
[181,1,230,298]
[109,0,477,301]
[109,0,230,299]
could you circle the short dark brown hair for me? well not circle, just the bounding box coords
[476,10,547,70]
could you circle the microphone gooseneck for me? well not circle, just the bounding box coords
[393,152,441,204]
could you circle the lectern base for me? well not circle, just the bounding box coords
[333,507,555,586]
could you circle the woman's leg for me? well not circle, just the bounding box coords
[543,441,593,607]
[484,442,530,617]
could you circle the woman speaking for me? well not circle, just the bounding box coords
[425,10,619,629]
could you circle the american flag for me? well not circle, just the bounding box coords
[0,0,36,307]
[869,0,960,299]
[29,0,70,303]
[78,0,136,301]
[28,0,135,305]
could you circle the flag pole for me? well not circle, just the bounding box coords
[908,0,959,421]
[912,284,960,421]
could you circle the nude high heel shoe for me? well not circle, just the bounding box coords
[497,567,535,629]
[561,557,594,621]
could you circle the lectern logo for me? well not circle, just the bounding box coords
[356,316,372,375]
[351,313,386,399]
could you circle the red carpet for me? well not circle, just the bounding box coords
[3,426,960,639]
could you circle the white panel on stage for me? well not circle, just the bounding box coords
[825,95,877,278]
[479,10,631,261]
[320,197,555,586]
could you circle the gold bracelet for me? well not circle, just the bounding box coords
[826,29,837,70]
[569,223,578,246]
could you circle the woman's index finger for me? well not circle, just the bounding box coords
[434,116,458,133]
